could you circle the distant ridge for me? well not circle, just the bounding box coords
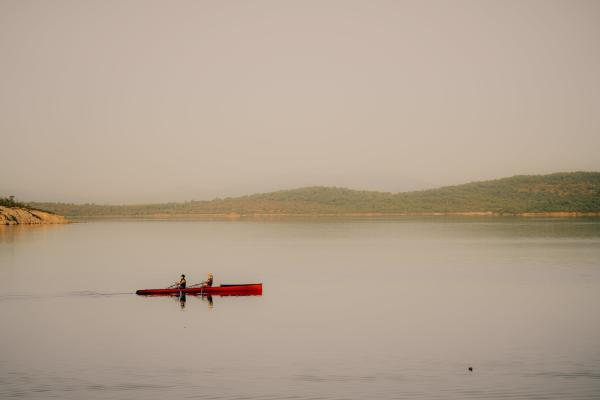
[0,206,67,225]
[30,172,600,218]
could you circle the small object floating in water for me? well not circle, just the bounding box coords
[135,283,262,296]
[468,367,473,372]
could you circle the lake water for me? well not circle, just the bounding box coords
[1,218,599,399]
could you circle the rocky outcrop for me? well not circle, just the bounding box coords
[0,206,68,225]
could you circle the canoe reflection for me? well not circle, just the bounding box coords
[139,291,260,310]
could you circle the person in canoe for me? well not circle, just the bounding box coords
[177,274,187,289]
[201,272,213,287]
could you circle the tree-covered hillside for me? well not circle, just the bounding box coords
[29,172,600,217]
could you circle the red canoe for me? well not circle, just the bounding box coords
[136,283,262,296]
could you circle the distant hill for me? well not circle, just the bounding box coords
[1,196,67,225]
[0,206,68,225]
[29,172,600,218]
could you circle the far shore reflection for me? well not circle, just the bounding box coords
[0,224,66,244]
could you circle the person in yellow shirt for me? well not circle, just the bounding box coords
[202,273,213,287]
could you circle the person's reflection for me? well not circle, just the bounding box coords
[202,295,214,309]
[179,293,186,310]
[172,293,214,309]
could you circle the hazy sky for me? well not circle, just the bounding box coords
[1,0,599,203]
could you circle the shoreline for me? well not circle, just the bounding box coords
[63,211,600,221]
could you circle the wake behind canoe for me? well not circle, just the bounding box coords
[136,283,262,296]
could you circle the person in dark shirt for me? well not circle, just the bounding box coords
[178,274,187,289]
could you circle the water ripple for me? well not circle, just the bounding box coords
[0,291,133,301]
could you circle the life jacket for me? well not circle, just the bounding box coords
[179,277,187,288]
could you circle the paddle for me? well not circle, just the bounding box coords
[185,282,208,296]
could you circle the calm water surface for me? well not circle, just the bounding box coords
[1,218,599,399]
